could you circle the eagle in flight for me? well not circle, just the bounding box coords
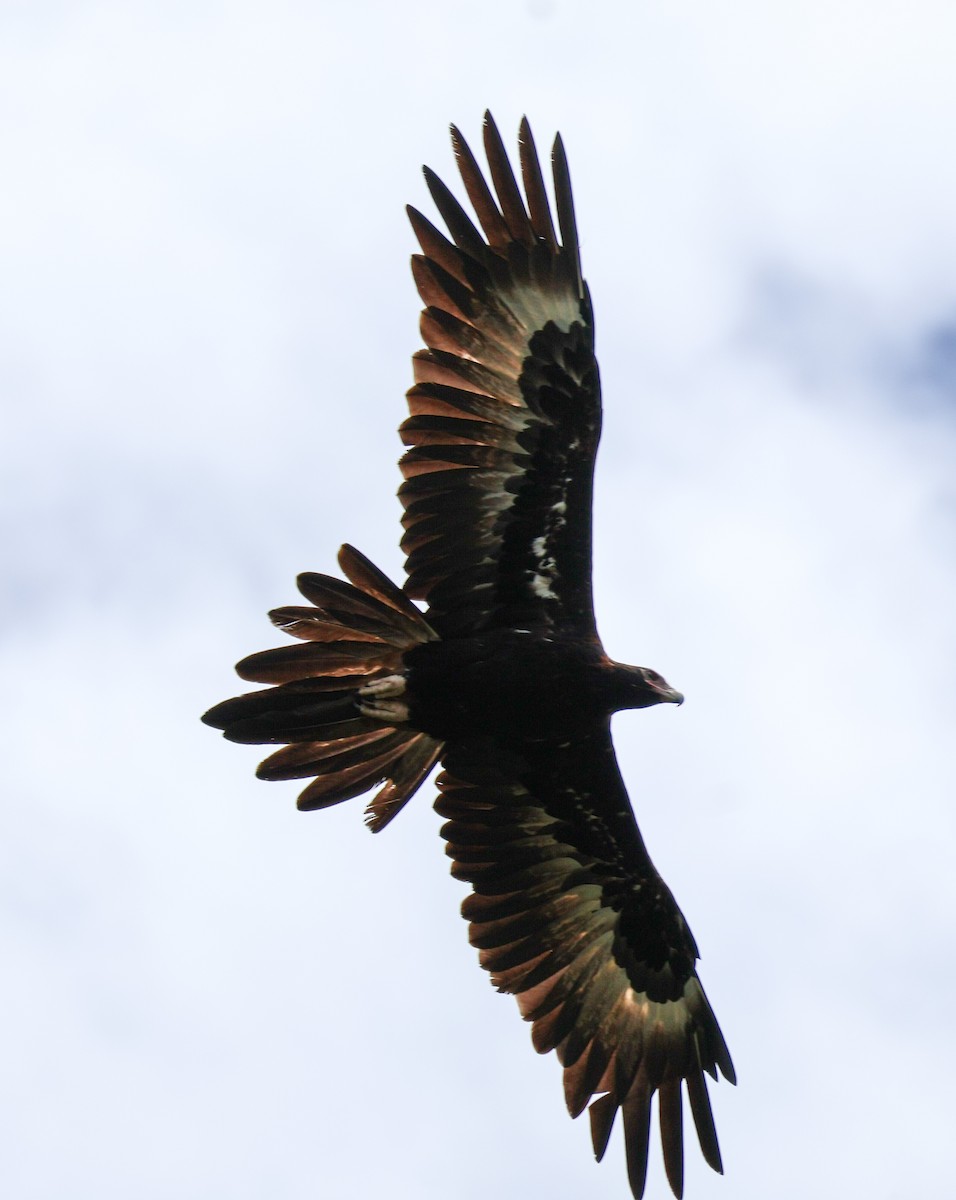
[204,113,735,1199]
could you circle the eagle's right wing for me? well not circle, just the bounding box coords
[401,113,602,640]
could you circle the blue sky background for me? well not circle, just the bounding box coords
[2,3,955,1197]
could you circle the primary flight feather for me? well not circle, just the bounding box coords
[203,112,735,1199]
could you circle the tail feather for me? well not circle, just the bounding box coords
[257,728,409,781]
[296,737,423,811]
[337,543,432,624]
[203,690,366,742]
[264,610,388,642]
[364,733,444,832]
[203,545,443,827]
[237,640,399,685]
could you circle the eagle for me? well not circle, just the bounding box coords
[203,113,735,1199]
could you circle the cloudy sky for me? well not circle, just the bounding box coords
[2,2,955,1197]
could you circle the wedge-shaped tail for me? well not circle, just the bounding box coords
[203,545,443,831]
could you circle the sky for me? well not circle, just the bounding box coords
[2,2,955,1198]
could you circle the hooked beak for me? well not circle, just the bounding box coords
[646,674,684,705]
[634,666,684,707]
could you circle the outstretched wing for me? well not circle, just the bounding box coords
[436,728,735,1200]
[401,112,601,639]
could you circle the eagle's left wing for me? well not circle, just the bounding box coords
[436,728,735,1200]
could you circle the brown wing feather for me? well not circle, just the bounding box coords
[402,111,601,638]
[518,117,559,250]
[450,122,513,250]
[434,730,734,1200]
[482,111,537,246]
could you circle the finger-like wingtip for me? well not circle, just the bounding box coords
[551,131,582,294]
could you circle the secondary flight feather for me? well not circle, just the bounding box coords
[204,112,735,1199]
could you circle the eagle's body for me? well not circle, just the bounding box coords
[204,113,734,1200]
[403,630,680,743]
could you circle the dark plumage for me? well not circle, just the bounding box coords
[203,113,735,1198]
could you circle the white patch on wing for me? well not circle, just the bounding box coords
[505,279,580,337]
[525,490,570,604]
[471,273,582,611]
[530,572,558,600]
[529,534,559,599]
[621,987,690,1032]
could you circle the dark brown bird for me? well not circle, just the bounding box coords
[203,112,735,1199]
